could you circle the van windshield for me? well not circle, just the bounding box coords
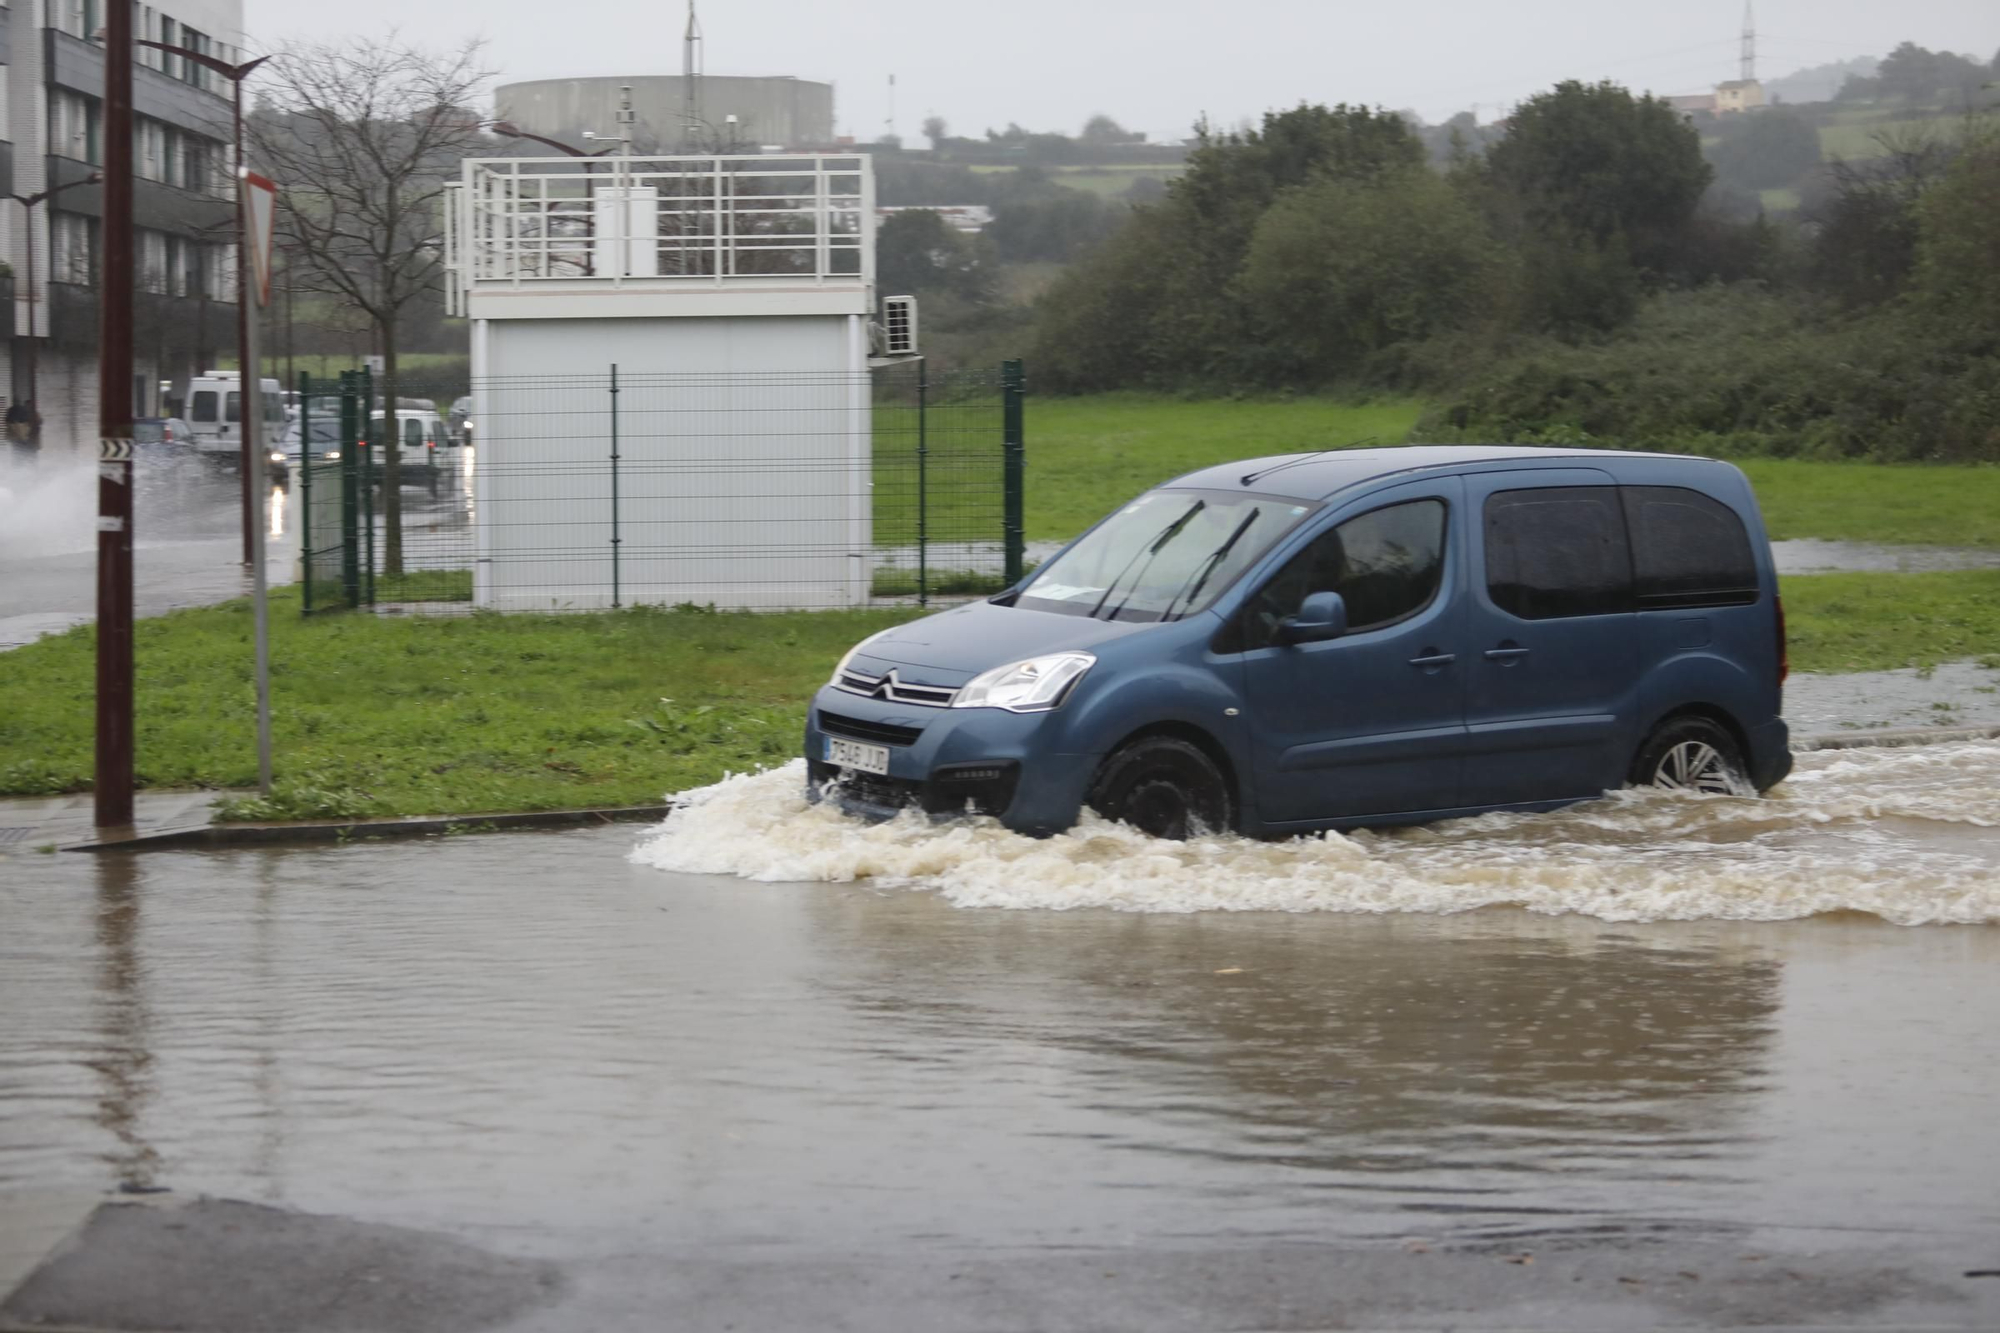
[1016,489,1315,623]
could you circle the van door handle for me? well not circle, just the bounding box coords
[1483,646,1532,661]
[1407,652,1457,668]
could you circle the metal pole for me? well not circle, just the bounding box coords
[299,371,312,614]
[94,0,136,827]
[243,173,271,794]
[609,363,621,608]
[1001,359,1025,587]
[339,370,360,608]
[22,204,37,419]
[916,359,928,607]
[234,74,252,565]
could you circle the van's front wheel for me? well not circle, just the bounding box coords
[1088,737,1233,840]
[1632,717,1753,796]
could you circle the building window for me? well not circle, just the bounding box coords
[139,230,171,293]
[167,235,189,296]
[53,212,97,285]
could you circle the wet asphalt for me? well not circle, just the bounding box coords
[2,830,1998,1329]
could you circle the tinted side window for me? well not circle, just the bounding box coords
[1622,486,1758,609]
[191,390,218,423]
[1234,499,1447,650]
[225,391,241,424]
[1484,486,1631,620]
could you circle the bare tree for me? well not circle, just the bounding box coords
[249,36,490,575]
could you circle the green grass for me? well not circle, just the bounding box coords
[0,592,921,818]
[1781,570,2000,673]
[1026,395,1427,540]
[1817,114,1945,160]
[1736,460,2000,548]
[1757,186,1801,212]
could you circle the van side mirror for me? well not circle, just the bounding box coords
[1277,591,1347,645]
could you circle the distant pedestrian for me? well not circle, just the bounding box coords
[5,399,35,468]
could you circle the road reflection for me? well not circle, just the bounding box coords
[89,854,160,1191]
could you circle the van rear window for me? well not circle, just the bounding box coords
[1484,487,1631,620]
[191,390,218,423]
[1622,486,1758,609]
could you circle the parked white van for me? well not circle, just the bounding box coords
[366,408,459,492]
[186,372,286,466]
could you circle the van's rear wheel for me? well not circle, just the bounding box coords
[1088,737,1233,840]
[1632,717,1752,796]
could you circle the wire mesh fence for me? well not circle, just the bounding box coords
[292,362,1022,617]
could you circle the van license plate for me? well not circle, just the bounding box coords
[825,737,890,776]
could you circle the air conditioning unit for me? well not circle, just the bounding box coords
[881,295,918,358]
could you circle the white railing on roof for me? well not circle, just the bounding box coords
[454,153,874,292]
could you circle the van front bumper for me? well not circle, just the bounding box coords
[804,685,1098,836]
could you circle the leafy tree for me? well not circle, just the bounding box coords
[921,115,948,150]
[1483,81,1711,274]
[1237,167,1503,381]
[1080,114,1137,144]
[874,210,992,305]
[1911,128,2000,347]
[1706,105,1822,191]
[1811,122,1953,306]
[987,191,1120,263]
[248,36,489,576]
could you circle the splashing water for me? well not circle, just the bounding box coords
[0,461,97,558]
[631,742,2000,925]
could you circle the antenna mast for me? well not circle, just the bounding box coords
[1739,1,1756,83]
[683,0,704,150]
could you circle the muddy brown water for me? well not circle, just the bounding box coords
[2,744,1996,1264]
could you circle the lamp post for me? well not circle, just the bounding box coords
[137,37,269,564]
[10,172,102,432]
[488,122,615,275]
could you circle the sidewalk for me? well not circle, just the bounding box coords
[0,789,239,855]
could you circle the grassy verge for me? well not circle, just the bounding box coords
[1027,395,1427,540]
[0,592,921,819]
[1780,570,2000,674]
[1736,460,2000,548]
[1,571,1993,820]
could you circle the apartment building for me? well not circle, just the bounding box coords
[7,0,242,455]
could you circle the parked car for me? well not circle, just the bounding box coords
[806,445,1792,839]
[185,371,287,466]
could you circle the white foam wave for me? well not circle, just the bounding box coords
[629,743,2000,925]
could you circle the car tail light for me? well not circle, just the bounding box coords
[1775,593,1788,685]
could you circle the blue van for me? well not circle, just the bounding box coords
[807,446,1791,839]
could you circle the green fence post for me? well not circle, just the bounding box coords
[339,370,361,609]
[299,372,312,615]
[1002,359,1025,586]
[361,367,375,607]
[609,363,622,609]
[916,359,929,607]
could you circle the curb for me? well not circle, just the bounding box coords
[60,803,671,853]
[1793,724,2000,752]
[49,724,2000,853]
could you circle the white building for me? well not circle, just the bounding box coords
[447,153,877,610]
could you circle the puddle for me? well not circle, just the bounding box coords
[1770,538,2000,574]
[632,742,2000,925]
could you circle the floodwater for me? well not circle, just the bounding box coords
[0,457,472,649]
[2,747,1997,1268]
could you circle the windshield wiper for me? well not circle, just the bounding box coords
[1087,499,1206,622]
[1162,509,1260,622]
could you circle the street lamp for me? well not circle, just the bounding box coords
[135,36,270,564]
[11,172,103,435]
[487,122,615,276]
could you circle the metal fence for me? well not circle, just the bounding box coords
[293,361,1023,617]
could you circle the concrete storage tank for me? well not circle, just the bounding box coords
[495,76,836,151]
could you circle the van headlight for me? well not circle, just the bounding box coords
[953,652,1094,712]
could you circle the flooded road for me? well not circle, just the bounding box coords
[3,746,1997,1290]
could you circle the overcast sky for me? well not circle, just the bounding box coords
[243,0,1999,141]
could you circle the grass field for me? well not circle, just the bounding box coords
[218,352,469,388]
[1736,459,2000,548]
[1027,395,1428,540]
[1816,112,1950,160]
[0,568,1990,819]
[0,595,919,817]
[965,163,1181,198]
